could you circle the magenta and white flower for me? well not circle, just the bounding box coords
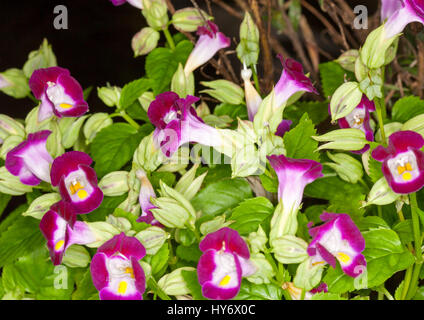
[383,0,424,39]
[372,130,424,194]
[148,91,224,157]
[336,95,375,154]
[274,55,318,109]
[40,200,96,265]
[5,130,53,186]
[90,233,146,300]
[241,67,262,121]
[50,151,103,214]
[275,119,292,138]
[197,227,256,300]
[109,0,143,9]
[307,212,366,278]
[29,67,89,122]
[184,21,231,76]
[135,169,163,227]
[381,0,403,21]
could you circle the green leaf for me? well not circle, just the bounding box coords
[147,243,169,277]
[305,175,365,202]
[319,61,355,98]
[368,142,383,183]
[283,113,320,161]
[229,197,274,235]
[119,78,151,110]
[393,220,414,245]
[145,40,193,95]
[413,286,424,300]
[0,192,11,218]
[72,268,98,300]
[126,100,149,122]
[192,178,252,223]
[2,247,74,299]
[310,292,347,300]
[214,103,248,120]
[0,216,45,268]
[150,171,176,190]
[113,208,150,233]
[392,96,424,122]
[323,228,415,293]
[86,194,127,222]
[176,243,202,263]
[259,173,278,193]
[181,269,206,300]
[304,204,327,224]
[91,123,153,178]
[234,280,283,300]
[284,101,329,127]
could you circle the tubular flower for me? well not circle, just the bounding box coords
[384,0,424,39]
[241,67,262,121]
[29,67,89,122]
[5,130,53,186]
[372,130,424,194]
[307,212,366,278]
[183,21,231,76]
[50,151,103,214]
[381,0,403,21]
[197,227,256,300]
[275,119,292,138]
[90,233,146,300]
[284,282,328,300]
[135,169,163,227]
[274,55,318,108]
[148,91,224,158]
[336,95,375,154]
[40,201,96,265]
[109,0,143,9]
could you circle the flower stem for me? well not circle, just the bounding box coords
[119,110,140,130]
[374,98,387,146]
[401,266,413,300]
[147,277,171,300]
[163,27,175,50]
[251,67,261,95]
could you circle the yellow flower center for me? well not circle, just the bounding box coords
[337,252,351,264]
[397,162,413,181]
[54,240,65,251]
[69,181,88,200]
[118,281,128,294]
[125,267,135,279]
[219,275,231,287]
[59,103,73,109]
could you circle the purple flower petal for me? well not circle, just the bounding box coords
[275,119,292,138]
[199,227,250,259]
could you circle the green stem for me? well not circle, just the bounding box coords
[251,67,261,95]
[374,98,387,146]
[379,285,394,300]
[26,93,38,104]
[119,110,140,130]
[147,277,171,300]
[377,206,383,219]
[380,68,387,120]
[401,266,413,300]
[163,27,175,50]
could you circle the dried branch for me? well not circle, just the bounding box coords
[299,15,320,74]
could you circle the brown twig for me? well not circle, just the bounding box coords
[211,0,243,18]
[299,15,320,74]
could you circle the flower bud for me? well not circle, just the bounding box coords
[0,114,26,139]
[312,128,368,152]
[172,8,212,32]
[133,133,164,172]
[324,152,363,184]
[336,50,359,72]
[97,86,121,107]
[83,113,113,143]
[132,27,160,57]
[293,258,325,291]
[355,57,368,83]
[402,114,424,137]
[25,107,51,134]
[199,215,232,235]
[272,235,309,264]
[0,69,30,99]
[245,253,274,285]
[23,193,62,219]
[171,63,195,98]
[22,39,57,78]
[363,176,399,207]
[0,166,33,195]
[106,215,133,233]
[269,202,299,245]
[135,226,169,255]
[142,0,169,30]
[61,115,88,149]
[247,225,268,254]
[62,245,91,268]
[330,82,363,121]
[175,163,207,201]
[200,80,244,105]
[358,67,384,101]
[236,12,260,67]
[150,197,192,229]
[138,91,155,112]
[196,101,210,118]
[99,171,130,197]
[46,120,65,158]
[0,135,24,160]
[85,222,121,248]
[159,180,196,220]
[158,267,196,296]
[175,228,196,246]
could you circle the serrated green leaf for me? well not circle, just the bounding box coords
[234,280,283,300]
[319,61,355,98]
[119,78,151,110]
[91,123,153,178]
[283,113,319,161]
[214,103,248,120]
[284,101,329,127]
[392,96,424,122]
[72,268,98,300]
[181,269,206,300]
[147,243,169,277]
[176,244,202,263]
[229,197,274,235]
[0,192,11,218]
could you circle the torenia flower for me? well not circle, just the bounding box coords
[90,233,146,300]
[148,91,224,157]
[50,151,103,214]
[109,0,143,9]
[275,119,292,138]
[29,67,88,122]
[135,169,163,227]
[197,227,256,300]
[283,282,328,300]
[241,67,262,121]
[372,130,424,194]
[384,0,424,39]
[40,201,95,265]
[307,212,366,278]
[381,0,403,21]
[184,21,231,76]
[5,130,53,186]
[274,55,318,108]
[336,95,375,154]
